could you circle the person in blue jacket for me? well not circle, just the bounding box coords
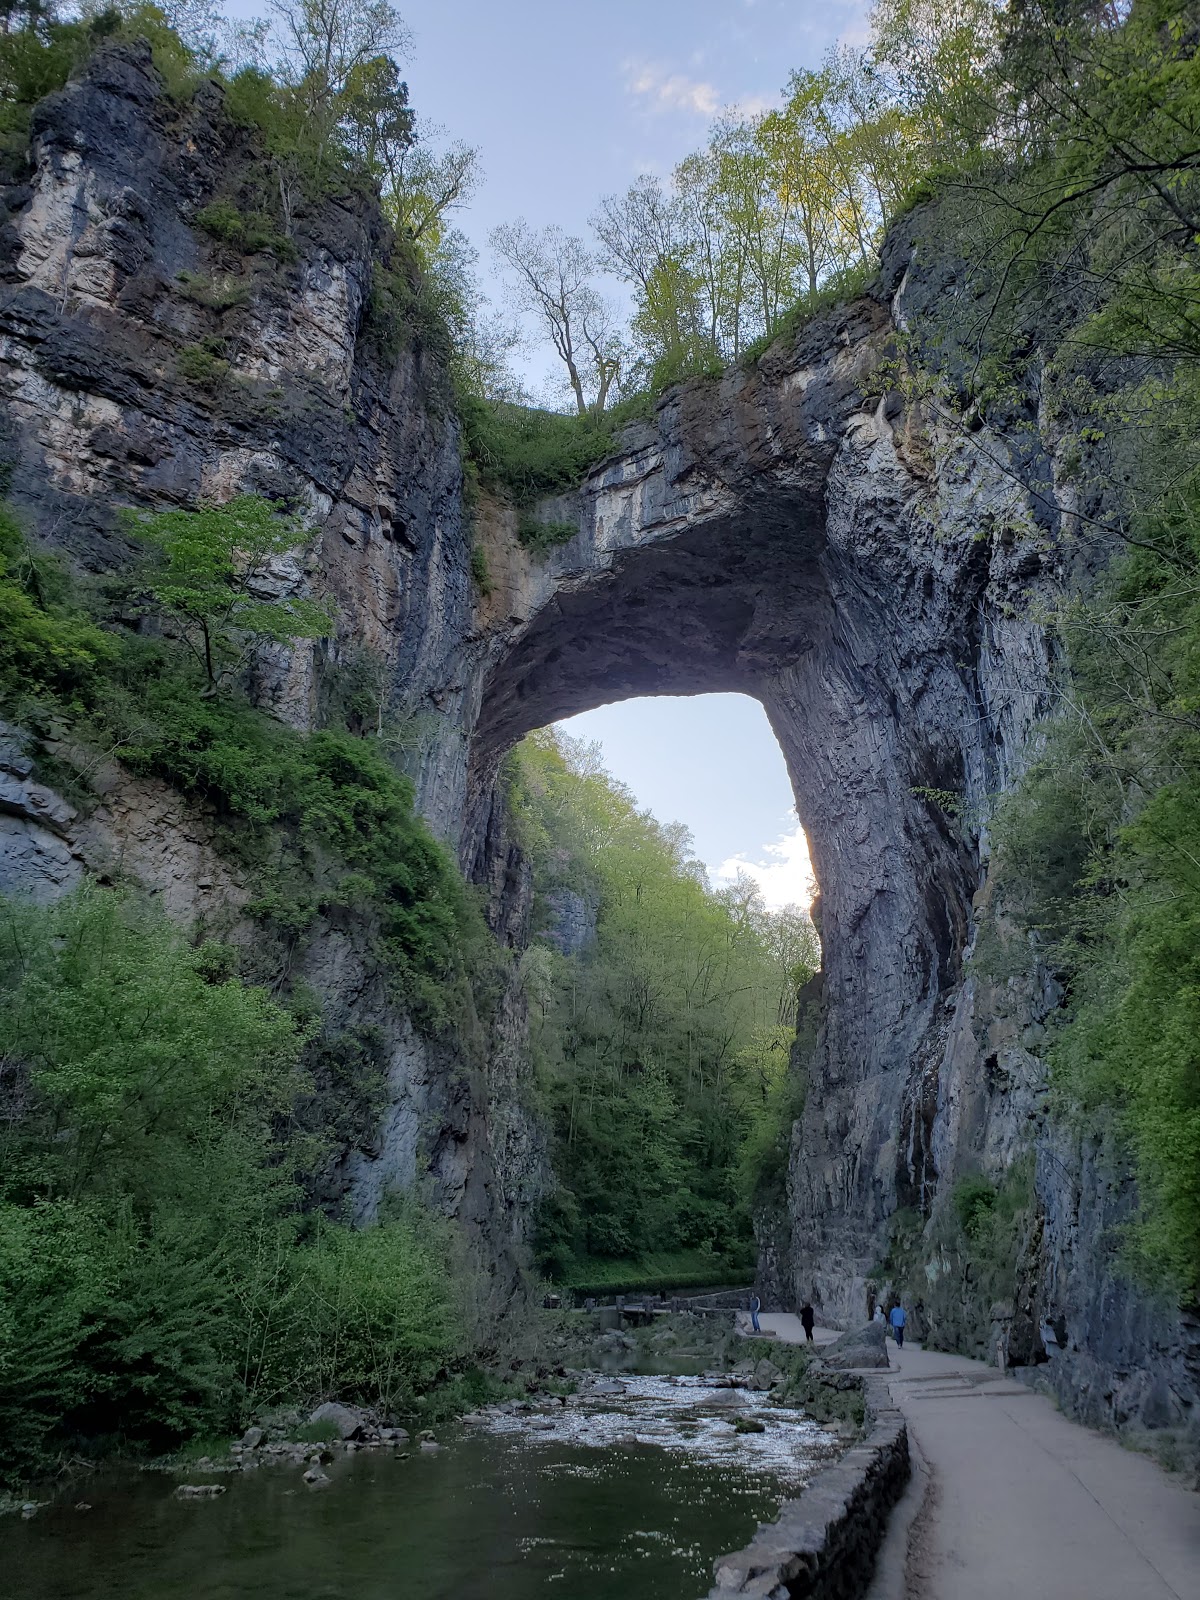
[889,1301,907,1348]
[750,1293,761,1333]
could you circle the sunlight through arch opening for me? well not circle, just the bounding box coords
[556,692,817,916]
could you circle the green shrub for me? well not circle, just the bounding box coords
[175,270,252,309]
[556,1247,756,1300]
[740,261,876,367]
[0,890,471,1483]
[460,393,651,506]
[469,544,493,593]
[952,1176,998,1240]
[516,514,578,555]
[176,340,230,386]
[195,199,294,260]
[0,505,115,711]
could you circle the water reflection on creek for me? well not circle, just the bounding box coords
[3,1374,840,1600]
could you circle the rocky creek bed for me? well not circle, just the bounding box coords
[0,1370,844,1600]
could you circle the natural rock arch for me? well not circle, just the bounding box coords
[461,290,1056,1317]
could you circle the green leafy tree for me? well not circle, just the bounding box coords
[129,495,333,691]
[512,729,819,1281]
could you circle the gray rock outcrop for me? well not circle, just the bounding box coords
[821,1324,890,1372]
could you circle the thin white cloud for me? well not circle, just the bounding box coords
[715,824,816,912]
[624,61,721,116]
[732,92,779,118]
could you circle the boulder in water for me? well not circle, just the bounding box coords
[308,1401,368,1439]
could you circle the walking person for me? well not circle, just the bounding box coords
[889,1300,906,1349]
[799,1301,815,1343]
[750,1292,761,1334]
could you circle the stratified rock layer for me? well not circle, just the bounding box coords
[1,44,1193,1436]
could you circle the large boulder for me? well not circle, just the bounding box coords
[820,1323,890,1370]
[308,1401,368,1439]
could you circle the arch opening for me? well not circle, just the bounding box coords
[559,692,817,917]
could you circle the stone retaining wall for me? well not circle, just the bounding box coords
[703,1377,909,1598]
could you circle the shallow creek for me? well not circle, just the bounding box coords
[2,1374,841,1600]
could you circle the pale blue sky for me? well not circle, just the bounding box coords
[560,696,815,908]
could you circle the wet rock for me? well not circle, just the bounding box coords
[307,1401,368,1440]
[419,1440,442,1454]
[240,1425,264,1450]
[751,1359,783,1391]
[589,1378,627,1397]
[529,1418,555,1431]
[733,1417,766,1434]
[175,1484,226,1499]
[302,1467,331,1488]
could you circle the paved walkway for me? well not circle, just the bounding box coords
[763,1324,1200,1600]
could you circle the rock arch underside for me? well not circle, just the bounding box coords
[1,46,1194,1435]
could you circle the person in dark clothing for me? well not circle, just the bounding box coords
[750,1293,761,1334]
[799,1302,815,1342]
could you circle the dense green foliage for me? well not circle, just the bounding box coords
[986,530,1200,1292]
[510,731,818,1287]
[0,505,115,706]
[459,393,653,508]
[0,891,466,1485]
[556,1249,756,1301]
[2,503,483,1024]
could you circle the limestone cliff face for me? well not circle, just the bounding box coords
[0,41,541,1289]
[1,44,1192,1433]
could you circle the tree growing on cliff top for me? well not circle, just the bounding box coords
[490,220,625,413]
[128,495,333,692]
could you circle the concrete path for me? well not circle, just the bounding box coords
[769,1325,1200,1600]
[735,1311,841,1347]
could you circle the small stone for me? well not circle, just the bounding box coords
[302,1467,331,1488]
[175,1484,226,1499]
[240,1425,264,1450]
[529,1418,555,1431]
[19,1502,39,1519]
[74,1503,92,1512]
[419,1440,442,1453]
